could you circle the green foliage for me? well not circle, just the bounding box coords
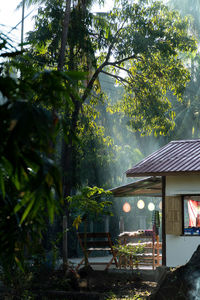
[115,243,144,257]
[67,186,113,229]
[27,0,64,66]
[68,185,113,266]
[27,0,197,136]
[162,0,200,140]
[0,99,62,271]
[0,260,34,298]
[124,53,188,134]
[0,33,84,279]
[168,0,200,37]
[22,0,198,200]
[166,55,200,140]
[104,0,196,135]
[114,242,145,269]
[75,98,116,187]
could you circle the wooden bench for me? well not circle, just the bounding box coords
[76,232,118,270]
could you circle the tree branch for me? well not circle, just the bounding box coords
[81,19,139,102]
[105,19,127,63]
[114,65,131,74]
[82,61,107,102]
[107,54,137,66]
[101,70,130,85]
[81,54,139,102]
[111,64,134,79]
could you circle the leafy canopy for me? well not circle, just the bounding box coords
[27,0,196,135]
[67,186,113,229]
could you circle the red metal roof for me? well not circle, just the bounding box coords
[126,139,200,177]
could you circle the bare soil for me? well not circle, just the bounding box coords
[77,268,157,299]
[0,267,158,299]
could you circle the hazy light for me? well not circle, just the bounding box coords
[148,202,155,211]
[123,202,131,213]
[137,200,145,209]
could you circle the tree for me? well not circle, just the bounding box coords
[26,0,196,196]
[9,0,197,265]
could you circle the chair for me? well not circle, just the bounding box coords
[76,232,118,270]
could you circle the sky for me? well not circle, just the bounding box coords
[0,0,114,48]
[0,0,37,47]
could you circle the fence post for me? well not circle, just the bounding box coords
[63,215,68,267]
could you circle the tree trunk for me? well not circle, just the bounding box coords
[61,99,81,198]
[61,99,81,265]
[57,0,71,268]
[21,0,25,51]
[58,0,71,71]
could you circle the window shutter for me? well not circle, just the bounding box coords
[165,196,182,235]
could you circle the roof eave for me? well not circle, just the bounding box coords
[126,171,200,177]
[110,176,162,197]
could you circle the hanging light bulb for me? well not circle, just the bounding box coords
[148,202,155,211]
[123,202,131,213]
[137,199,145,209]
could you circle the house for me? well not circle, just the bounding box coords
[111,139,200,267]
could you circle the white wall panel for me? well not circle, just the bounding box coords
[166,234,200,267]
[166,175,200,196]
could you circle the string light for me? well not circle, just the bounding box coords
[123,202,131,213]
[148,202,155,211]
[137,199,145,209]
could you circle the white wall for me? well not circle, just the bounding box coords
[166,175,200,196]
[166,234,200,267]
[166,175,200,267]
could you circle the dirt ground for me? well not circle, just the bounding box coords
[0,267,158,299]
[77,268,158,299]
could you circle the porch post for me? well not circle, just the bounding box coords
[105,216,109,232]
[162,176,166,266]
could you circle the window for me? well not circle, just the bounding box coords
[183,196,200,235]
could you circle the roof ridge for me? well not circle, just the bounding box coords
[171,139,200,143]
